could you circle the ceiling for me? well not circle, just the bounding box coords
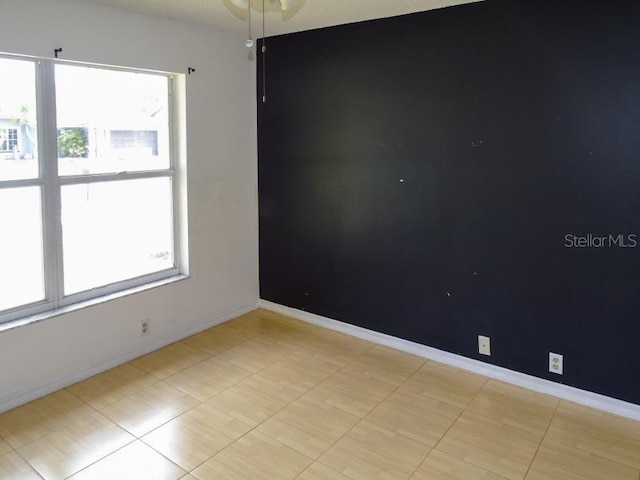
[83,0,483,36]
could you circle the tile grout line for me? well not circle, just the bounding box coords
[61,437,139,480]
[24,316,266,478]
[430,379,559,480]
[11,447,46,480]
[169,319,333,474]
[18,386,109,479]
[430,375,490,448]
[125,325,267,439]
[542,400,640,475]
[423,375,491,475]
[521,397,562,480]
[294,350,428,479]
[185,322,382,478]
[245,320,490,480]
[366,358,437,480]
[66,315,307,477]
[58,383,150,479]
[61,336,220,417]
[135,314,269,385]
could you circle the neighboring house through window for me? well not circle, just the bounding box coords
[0,127,18,152]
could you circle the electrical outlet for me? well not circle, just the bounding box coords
[549,352,563,375]
[478,335,491,356]
[141,319,150,336]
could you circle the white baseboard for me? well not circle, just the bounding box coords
[259,299,640,421]
[0,302,258,414]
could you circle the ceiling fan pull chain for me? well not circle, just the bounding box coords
[262,43,267,103]
[262,0,267,103]
[246,0,254,48]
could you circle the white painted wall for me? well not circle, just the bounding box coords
[0,0,259,410]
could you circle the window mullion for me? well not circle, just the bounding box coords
[37,60,64,308]
[168,75,181,274]
[0,178,43,189]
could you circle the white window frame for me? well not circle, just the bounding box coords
[0,54,186,325]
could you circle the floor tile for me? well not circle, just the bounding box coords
[259,327,319,353]
[365,388,462,447]
[252,355,332,395]
[436,379,558,480]
[281,344,348,376]
[142,401,253,471]
[0,451,42,479]
[318,419,431,480]
[412,449,508,480]
[202,372,303,426]
[223,310,298,335]
[191,430,313,480]
[303,369,396,418]
[181,324,253,356]
[342,345,426,386]
[307,330,376,361]
[199,392,274,428]
[0,389,93,448]
[101,382,200,437]
[0,435,11,456]
[466,381,559,437]
[544,401,640,470]
[17,411,134,479]
[402,361,487,408]
[436,409,547,480]
[215,336,298,373]
[525,438,639,480]
[164,356,252,401]
[68,441,185,480]
[297,462,353,480]
[66,363,159,410]
[130,342,210,380]
[257,395,360,459]
[232,312,312,338]
[437,380,558,480]
[245,312,320,350]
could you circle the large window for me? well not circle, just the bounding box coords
[0,55,185,324]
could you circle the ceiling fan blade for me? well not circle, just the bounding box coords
[228,0,250,9]
[279,0,302,10]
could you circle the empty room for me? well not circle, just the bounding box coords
[1,0,639,479]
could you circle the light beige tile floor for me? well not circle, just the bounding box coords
[0,308,639,479]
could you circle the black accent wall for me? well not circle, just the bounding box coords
[257,0,640,404]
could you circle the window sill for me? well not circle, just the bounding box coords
[0,274,189,334]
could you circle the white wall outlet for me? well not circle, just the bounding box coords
[549,352,563,375]
[141,319,150,336]
[478,335,491,356]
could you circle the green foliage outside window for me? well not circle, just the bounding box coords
[58,128,88,158]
